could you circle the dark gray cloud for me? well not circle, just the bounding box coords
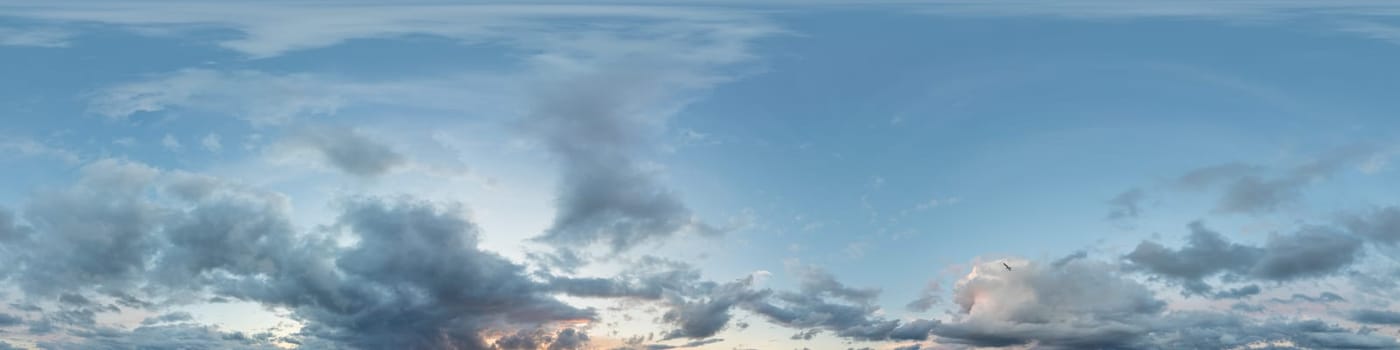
[291,126,405,178]
[1124,222,1364,295]
[140,312,194,326]
[0,160,596,349]
[1251,227,1363,281]
[525,60,721,255]
[280,197,594,349]
[1123,222,1261,294]
[1230,302,1264,313]
[743,267,935,341]
[1271,292,1346,304]
[661,276,768,339]
[1106,188,1146,220]
[548,328,590,350]
[1174,146,1378,214]
[790,329,820,340]
[0,312,21,327]
[1210,284,1260,299]
[1345,206,1400,246]
[550,260,935,343]
[0,206,28,242]
[7,160,164,297]
[1352,309,1400,325]
[494,328,590,350]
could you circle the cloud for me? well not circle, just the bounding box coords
[0,207,29,243]
[1352,309,1400,326]
[0,27,73,47]
[140,311,194,325]
[1173,146,1380,214]
[522,19,776,255]
[285,126,406,178]
[743,267,935,341]
[1250,227,1364,281]
[0,159,596,349]
[905,281,941,312]
[932,257,1397,349]
[1123,222,1262,295]
[1336,20,1400,46]
[493,327,591,350]
[0,138,82,164]
[201,133,222,153]
[1210,284,1260,299]
[1345,206,1400,246]
[162,134,182,151]
[1106,188,1146,220]
[61,3,779,257]
[37,324,281,350]
[8,159,164,296]
[1124,221,1364,295]
[89,69,346,125]
[1271,292,1346,304]
[935,258,1164,348]
[0,312,21,327]
[660,276,768,339]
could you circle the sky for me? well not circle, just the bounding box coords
[2,1,1400,349]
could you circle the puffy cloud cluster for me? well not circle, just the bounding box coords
[931,258,1398,349]
[551,260,937,343]
[1124,221,1364,296]
[0,159,595,349]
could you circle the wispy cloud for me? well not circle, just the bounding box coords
[0,27,73,47]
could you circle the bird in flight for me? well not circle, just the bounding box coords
[1002,262,1013,271]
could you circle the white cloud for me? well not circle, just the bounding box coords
[0,138,81,164]
[161,134,181,151]
[201,133,222,153]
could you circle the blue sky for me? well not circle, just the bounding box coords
[3,2,1400,349]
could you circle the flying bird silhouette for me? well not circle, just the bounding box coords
[1002,262,1012,271]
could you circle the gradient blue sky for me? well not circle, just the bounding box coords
[3,2,1400,349]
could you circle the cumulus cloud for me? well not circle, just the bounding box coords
[0,159,596,349]
[493,327,590,350]
[932,258,1397,349]
[1123,221,1364,295]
